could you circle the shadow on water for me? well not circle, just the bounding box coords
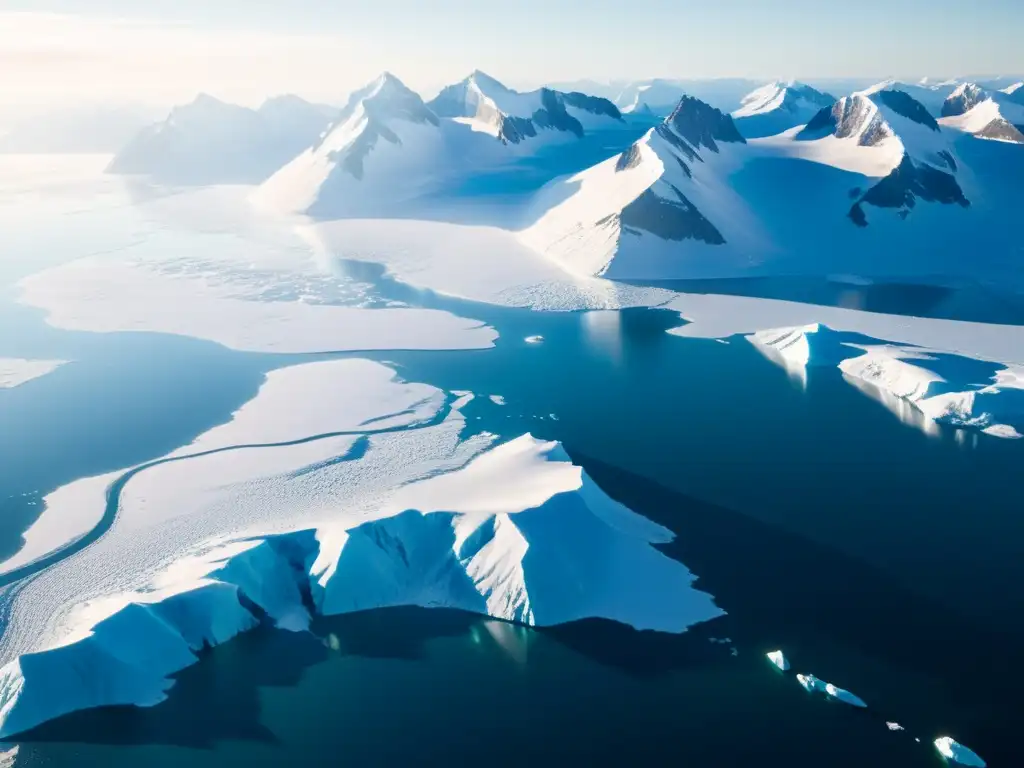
[15,626,329,749]
[571,453,1024,766]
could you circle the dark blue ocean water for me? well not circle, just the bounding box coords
[1,159,1022,766]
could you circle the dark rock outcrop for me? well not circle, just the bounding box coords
[615,142,644,171]
[976,118,1024,144]
[849,153,969,226]
[665,96,745,153]
[797,95,890,146]
[875,89,940,131]
[941,84,987,118]
[620,183,725,244]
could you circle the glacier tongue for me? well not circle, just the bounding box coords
[0,435,723,739]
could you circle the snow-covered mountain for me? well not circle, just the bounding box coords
[858,79,963,117]
[520,95,751,277]
[939,83,1024,144]
[427,70,623,144]
[614,78,759,117]
[107,94,336,184]
[732,81,835,138]
[520,86,1020,283]
[254,73,513,218]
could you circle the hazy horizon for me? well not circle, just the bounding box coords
[1,3,1022,113]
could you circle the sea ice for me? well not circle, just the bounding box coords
[0,358,66,389]
[0,360,446,578]
[748,323,1024,438]
[934,737,986,767]
[824,682,867,708]
[18,254,496,354]
[766,650,790,670]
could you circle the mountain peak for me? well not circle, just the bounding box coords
[941,83,987,117]
[666,96,745,152]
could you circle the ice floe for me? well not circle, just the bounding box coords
[766,650,790,670]
[0,433,722,738]
[749,323,1024,438]
[18,254,496,354]
[934,737,986,767]
[796,673,866,707]
[0,358,66,389]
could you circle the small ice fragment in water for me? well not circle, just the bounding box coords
[824,682,867,707]
[797,673,826,693]
[525,335,544,344]
[488,395,506,406]
[934,737,986,767]
[886,722,904,731]
[730,647,738,657]
[766,650,790,670]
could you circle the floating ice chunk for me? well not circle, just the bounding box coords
[750,324,1024,439]
[0,358,66,389]
[489,395,506,406]
[824,682,867,707]
[766,650,790,670]
[934,737,986,767]
[886,721,904,731]
[525,335,544,344]
[797,673,827,693]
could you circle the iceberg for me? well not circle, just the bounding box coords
[0,434,722,738]
[796,674,865,707]
[766,650,790,671]
[934,737,986,767]
[749,324,1024,438]
[0,358,66,389]
[797,673,827,693]
[824,682,867,708]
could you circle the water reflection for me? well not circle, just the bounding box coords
[843,374,943,440]
[581,310,624,364]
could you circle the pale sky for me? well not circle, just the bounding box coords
[1,1,1022,111]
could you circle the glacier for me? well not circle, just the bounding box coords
[749,323,1024,439]
[0,359,447,579]
[0,358,66,389]
[0,434,722,738]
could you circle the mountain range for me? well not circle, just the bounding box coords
[104,71,1024,287]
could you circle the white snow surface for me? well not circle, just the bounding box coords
[766,650,790,670]
[748,323,1024,438]
[0,358,66,389]
[0,433,722,738]
[17,253,496,354]
[0,359,445,578]
[934,737,987,767]
[300,218,675,310]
